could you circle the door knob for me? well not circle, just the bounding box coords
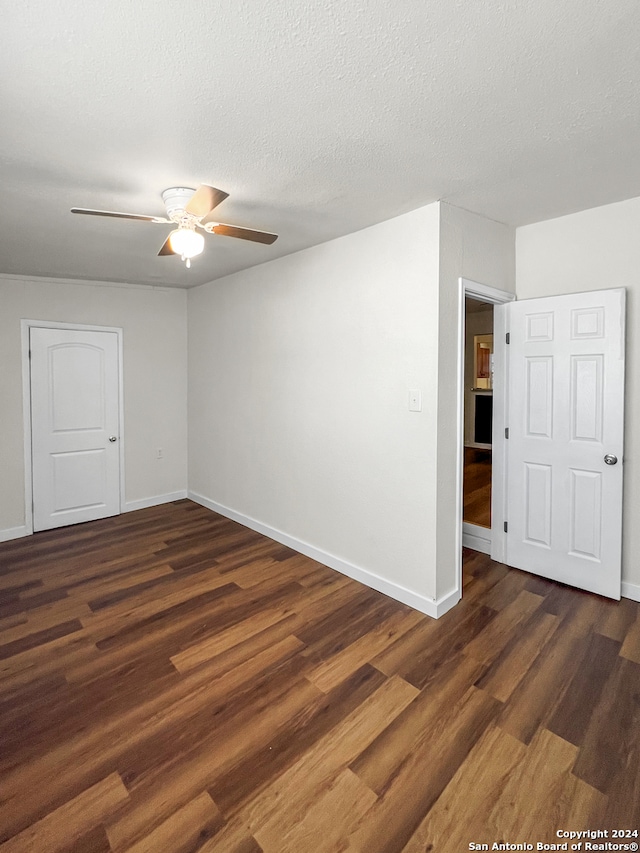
[109,436,117,443]
[604,454,618,465]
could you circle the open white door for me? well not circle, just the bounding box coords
[30,327,121,531]
[501,288,625,599]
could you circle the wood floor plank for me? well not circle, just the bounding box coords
[0,618,83,661]
[82,577,241,643]
[61,553,183,596]
[232,674,419,839]
[0,772,129,852]
[294,588,401,655]
[460,559,509,605]
[463,448,492,528]
[0,579,42,600]
[106,668,322,850]
[399,723,528,853]
[546,631,621,747]
[194,824,263,853]
[1,637,307,833]
[594,595,638,642]
[254,767,377,853]
[572,655,640,798]
[369,616,439,677]
[1,503,639,852]
[1,654,179,774]
[85,564,178,611]
[620,607,640,663]
[480,567,529,612]
[110,791,222,853]
[0,613,28,632]
[216,558,283,589]
[12,599,92,639]
[0,629,97,696]
[208,664,388,817]
[343,686,501,853]
[350,652,486,796]
[602,733,640,828]
[495,631,581,746]
[474,608,558,702]
[397,602,496,690]
[1,648,297,831]
[170,607,296,673]
[486,727,607,843]
[402,723,606,852]
[495,592,603,744]
[0,587,68,619]
[58,825,112,853]
[306,608,424,692]
[463,589,544,665]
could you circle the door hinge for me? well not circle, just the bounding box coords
[505,427,509,439]
[504,521,508,533]
[506,332,510,344]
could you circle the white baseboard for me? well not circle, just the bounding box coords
[462,531,491,555]
[124,491,188,513]
[188,491,457,619]
[434,587,462,618]
[462,522,492,555]
[0,493,188,541]
[0,525,30,543]
[622,581,640,603]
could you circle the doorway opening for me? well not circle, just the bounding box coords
[456,278,514,600]
[463,298,494,547]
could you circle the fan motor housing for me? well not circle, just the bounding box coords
[162,187,197,219]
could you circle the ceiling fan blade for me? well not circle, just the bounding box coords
[158,236,176,256]
[212,223,278,245]
[185,185,229,218]
[71,208,168,223]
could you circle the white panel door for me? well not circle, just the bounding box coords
[30,327,121,531]
[502,288,625,599]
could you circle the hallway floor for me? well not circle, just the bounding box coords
[463,447,492,528]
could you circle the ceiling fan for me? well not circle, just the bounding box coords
[71,185,278,268]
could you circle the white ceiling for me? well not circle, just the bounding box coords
[1,0,639,289]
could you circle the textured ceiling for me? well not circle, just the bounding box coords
[1,0,639,288]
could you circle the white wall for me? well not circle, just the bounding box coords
[189,205,443,612]
[0,276,188,536]
[188,202,515,615]
[516,195,640,596]
[436,204,516,599]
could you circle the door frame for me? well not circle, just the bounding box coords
[456,279,515,584]
[21,319,125,536]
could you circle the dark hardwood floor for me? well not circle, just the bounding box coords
[463,447,492,528]
[0,500,639,852]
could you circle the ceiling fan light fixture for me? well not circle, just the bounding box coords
[168,227,204,262]
[70,184,278,269]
